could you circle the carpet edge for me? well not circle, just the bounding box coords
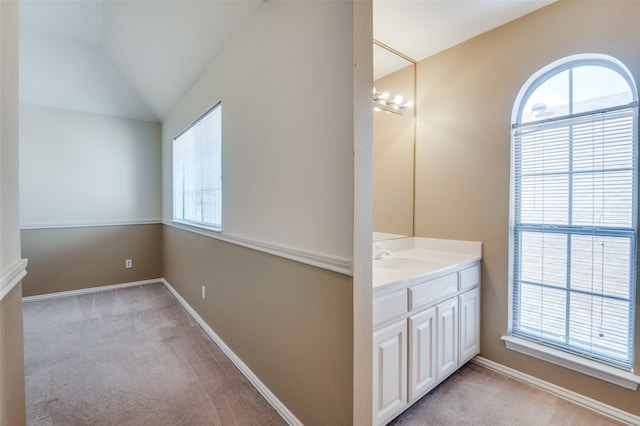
[472,356,639,425]
[160,278,303,426]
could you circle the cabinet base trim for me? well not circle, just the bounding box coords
[472,356,640,425]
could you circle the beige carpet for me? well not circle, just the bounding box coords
[23,283,286,426]
[23,282,627,426]
[389,362,625,426]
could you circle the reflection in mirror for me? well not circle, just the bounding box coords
[373,41,416,241]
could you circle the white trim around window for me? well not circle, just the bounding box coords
[502,335,640,390]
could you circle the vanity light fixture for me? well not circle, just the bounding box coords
[373,87,412,114]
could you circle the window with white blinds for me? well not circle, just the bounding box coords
[510,57,638,371]
[173,102,222,230]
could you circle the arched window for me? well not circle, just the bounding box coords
[508,54,638,372]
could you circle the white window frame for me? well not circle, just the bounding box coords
[172,102,222,231]
[504,54,640,389]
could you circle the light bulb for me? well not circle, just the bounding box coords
[381,91,390,100]
[392,95,404,105]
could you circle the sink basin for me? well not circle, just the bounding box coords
[375,257,439,270]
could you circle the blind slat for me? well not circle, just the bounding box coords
[512,94,637,370]
[173,103,222,229]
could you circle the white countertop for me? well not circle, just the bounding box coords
[373,237,482,289]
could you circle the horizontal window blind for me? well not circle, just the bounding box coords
[512,105,637,370]
[173,103,222,229]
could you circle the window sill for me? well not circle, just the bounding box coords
[501,335,640,390]
[172,219,221,233]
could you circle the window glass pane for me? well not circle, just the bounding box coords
[520,175,569,224]
[519,126,569,174]
[570,235,632,299]
[520,232,567,287]
[572,171,633,227]
[519,283,567,341]
[521,70,569,123]
[573,66,633,114]
[572,114,634,172]
[568,293,631,364]
[173,104,222,229]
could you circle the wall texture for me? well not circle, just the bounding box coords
[19,104,163,297]
[162,1,355,261]
[0,1,25,424]
[0,285,25,426]
[21,224,163,297]
[163,226,353,424]
[19,104,161,228]
[161,2,358,423]
[414,0,640,415]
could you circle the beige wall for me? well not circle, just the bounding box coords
[0,285,26,426]
[373,63,415,237]
[21,224,162,297]
[414,1,640,415]
[162,226,353,424]
[161,3,360,422]
[19,104,161,228]
[162,1,356,261]
[0,0,25,424]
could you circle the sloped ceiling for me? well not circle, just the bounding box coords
[100,0,263,120]
[373,0,554,66]
[20,0,554,122]
[20,0,263,122]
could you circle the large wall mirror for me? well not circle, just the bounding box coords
[373,41,416,240]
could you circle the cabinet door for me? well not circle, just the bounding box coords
[436,297,458,381]
[459,287,480,364]
[409,307,436,401]
[373,320,407,425]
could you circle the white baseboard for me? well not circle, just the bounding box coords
[472,356,640,425]
[160,278,302,426]
[21,278,163,302]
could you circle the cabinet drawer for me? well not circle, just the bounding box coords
[459,264,480,291]
[409,273,457,311]
[373,291,407,327]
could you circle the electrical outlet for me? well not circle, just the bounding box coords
[201,285,206,299]
[125,259,132,269]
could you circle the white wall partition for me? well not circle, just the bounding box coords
[19,104,161,228]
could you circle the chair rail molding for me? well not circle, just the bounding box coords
[0,258,28,301]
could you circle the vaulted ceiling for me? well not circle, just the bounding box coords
[20,0,554,122]
[20,0,263,121]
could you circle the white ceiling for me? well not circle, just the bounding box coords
[19,0,555,122]
[374,0,554,64]
[20,0,263,121]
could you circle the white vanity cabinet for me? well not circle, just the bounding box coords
[373,320,407,425]
[435,297,459,382]
[408,307,436,400]
[459,287,480,364]
[373,261,481,425]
